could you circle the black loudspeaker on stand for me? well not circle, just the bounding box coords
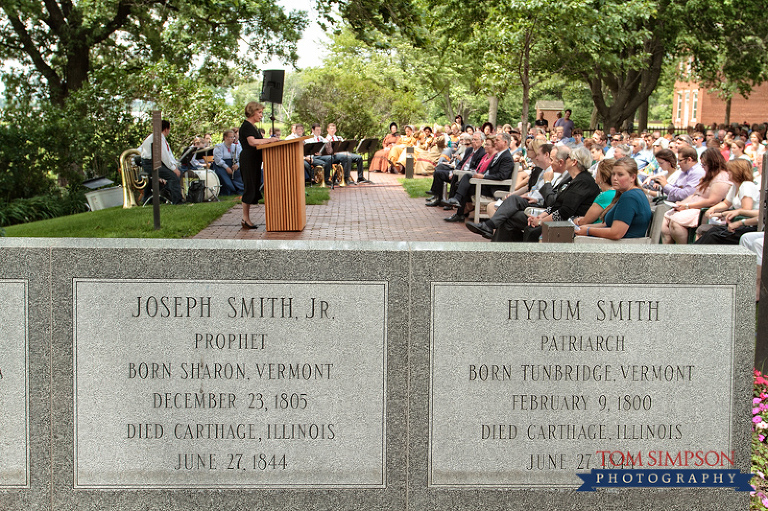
[260,70,284,137]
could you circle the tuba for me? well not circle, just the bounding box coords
[119,148,147,208]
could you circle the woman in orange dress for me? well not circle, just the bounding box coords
[388,125,418,172]
[370,122,400,172]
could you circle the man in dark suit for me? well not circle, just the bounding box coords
[426,132,486,207]
[444,132,515,222]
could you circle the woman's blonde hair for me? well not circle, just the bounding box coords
[244,101,264,118]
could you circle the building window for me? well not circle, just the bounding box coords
[676,93,682,121]
[692,91,698,121]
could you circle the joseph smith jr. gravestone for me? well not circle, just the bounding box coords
[72,279,387,488]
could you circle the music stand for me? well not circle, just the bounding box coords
[356,138,381,181]
[304,142,325,156]
[338,140,358,153]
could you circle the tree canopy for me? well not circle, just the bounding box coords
[0,0,307,105]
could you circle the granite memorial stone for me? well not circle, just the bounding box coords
[430,283,736,487]
[0,280,29,488]
[73,279,387,488]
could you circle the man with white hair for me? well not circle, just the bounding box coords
[630,138,653,170]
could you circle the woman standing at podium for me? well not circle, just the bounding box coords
[239,101,272,229]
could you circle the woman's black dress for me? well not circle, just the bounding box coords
[239,120,263,205]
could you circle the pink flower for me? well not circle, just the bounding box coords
[755,398,762,404]
[761,496,768,507]
[760,434,766,442]
[754,407,761,414]
[754,416,764,423]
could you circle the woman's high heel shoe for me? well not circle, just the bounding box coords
[241,220,258,229]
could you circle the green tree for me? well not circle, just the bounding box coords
[0,0,307,106]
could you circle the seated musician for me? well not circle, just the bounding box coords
[139,119,183,204]
[211,129,244,195]
[306,123,334,186]
[325,123,371,184]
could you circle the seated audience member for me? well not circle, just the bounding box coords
[574,157,652,240]
[508,131,529,192]
[388,125,418,172]
[444,132,515,222]
[481,122,495,136]
[584,139,602,175]
[371,122,401,172]
[269,127,281,138]
[306,123,334,186]
[449,123,462,146]
[730,139,752,164]
[746,131,766,176]
[465,125,475,136]
[455,115,467,132]
[605,133,622,158]
[630,138,653,170]
[661,147,731,244]
[642,148,678,197]
[414,135,444,175]
[569,129,585,149]
[466,146,599,241]
[574,159,617,226]
[652,146,704,201]
[325,123,371,185]
[612,144,631,159]
[591,129,607,154]
[555,126,574,146]
[516,141,554,198]
[139,119,183,204]
[211,129,244,195]
[426,132,486,206]
[696,159,760,244]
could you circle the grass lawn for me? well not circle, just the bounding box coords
[2,188,329,238]
[398,176,433,198]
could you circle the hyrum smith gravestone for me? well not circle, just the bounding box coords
[0,280,29,488]
[73,279,387,488]
[430,283,737,487]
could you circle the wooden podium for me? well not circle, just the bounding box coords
[261,136,309,231]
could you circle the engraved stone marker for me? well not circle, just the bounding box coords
[74,279,387,488]
[0,280,29,488]
[429,283,736,487]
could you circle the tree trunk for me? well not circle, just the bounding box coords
[488,95,498,127]
[638,98,649,133]
[520,84,530,135]
[443,93,454,123]
[724,97,732,125]
[590,106,599,130]
[65,42,90,100]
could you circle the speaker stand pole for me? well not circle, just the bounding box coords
[270,102,276,138]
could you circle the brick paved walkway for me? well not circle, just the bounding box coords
[194,172,487,242]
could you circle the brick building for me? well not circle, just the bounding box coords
[673,63,768,128]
